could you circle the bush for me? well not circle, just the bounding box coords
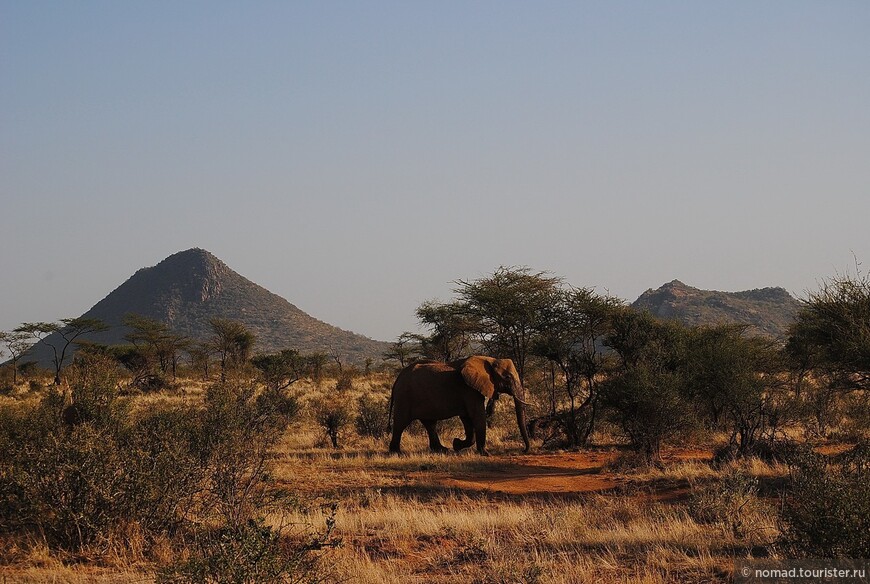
[602,366,695,463]
[690,468,764,539]
[123,405,206,535]
[0,388,201,552]
[11,424,130,550]
[0,345,329,581]
[199,382,298,527]
[712,439,803,465]
[780,442,870,558]
[0,372,301,559]
[311,396,352,448]
[354,393,389,439]
[840,391,870,440]
[335,373,354,392]
[157,513,336,584]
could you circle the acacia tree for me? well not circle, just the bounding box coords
[208,319,255,383]
[787,271,870,390]
[533,288,622,446]
[382,333,421,369]
[16,318,108,385]
[455,267,561,383]
[305,352,329,387]
[251,349,306,391]
[411,300,473,362]
[682,324,751,428]
[0,330,33,384]
[786,270,870,436]
[686,325,788,454]
[683,324,789,445]
[188,343,213,380]
[123,314,189,382]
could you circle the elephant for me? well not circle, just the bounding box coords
[388,355,531,455]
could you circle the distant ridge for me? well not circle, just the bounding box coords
[631,279,801,338]
[25,248,388,367]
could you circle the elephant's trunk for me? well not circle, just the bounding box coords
[511,378,531,453]
[514,396,531,453]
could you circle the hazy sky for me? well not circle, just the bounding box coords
[2,2,869,342]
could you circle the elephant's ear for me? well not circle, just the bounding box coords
[460,356,496,399]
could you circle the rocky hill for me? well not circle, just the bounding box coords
[631,280,801,339]
[24,248,388,367]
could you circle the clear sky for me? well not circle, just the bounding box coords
[2,1,869,342]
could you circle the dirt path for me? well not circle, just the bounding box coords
[419,448,716,497]
[436,452,620,495]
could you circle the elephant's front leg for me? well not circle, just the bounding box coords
[473,415,489,456]
[453,416,475,452]
[421,420,448,453]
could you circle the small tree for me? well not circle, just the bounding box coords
[312,395,352,449]
[412,300,474,362]
[782,443,870,558]
[602,365,692,463]
[533,287,622,446]
[17,318,109,385]
[0,330,33,384]
[602,310,696,463]
[355,392,389,439]
[188,343,213,380]
[786,269,870,436]
[787,270,870,391]
[208,319,255,383]
[382,333,421,369]
[252,349,306,391]
[305,352,329,387]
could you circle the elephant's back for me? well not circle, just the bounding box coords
[393,360,460,388]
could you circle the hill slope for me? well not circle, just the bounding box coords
[25,248,388,366]
[631,279,801,338]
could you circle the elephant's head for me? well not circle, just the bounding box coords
[461,356,531,452]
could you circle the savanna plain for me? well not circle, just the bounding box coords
[1,269,868,583]
[0,370,865,584]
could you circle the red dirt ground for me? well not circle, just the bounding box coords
[428,448,712,496]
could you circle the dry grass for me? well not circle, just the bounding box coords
[274,491,744,583]
[1,377,795,583]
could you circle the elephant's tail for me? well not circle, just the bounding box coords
[387,384,395,433]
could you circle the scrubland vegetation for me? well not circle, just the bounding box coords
[1,268,869,582]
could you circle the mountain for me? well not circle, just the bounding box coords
[631,279,801,338]
[25,248,389,367]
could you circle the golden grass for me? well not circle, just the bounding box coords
[273,490,744,583]
[260,443,781,583]
[1,377,796,584]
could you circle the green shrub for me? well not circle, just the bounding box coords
[354,392,388,439]
[601,366,695,462]
[199,382,297,527]
[0,373,301,559]
[690,468,763,538]
[122,404,206,535]
[157,512,336,584]
[0,389,199,552]
[781,442,870,558]
[311,396,352,448]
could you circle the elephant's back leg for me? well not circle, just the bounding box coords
[389,415,410,453]
[421,419,447,453]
